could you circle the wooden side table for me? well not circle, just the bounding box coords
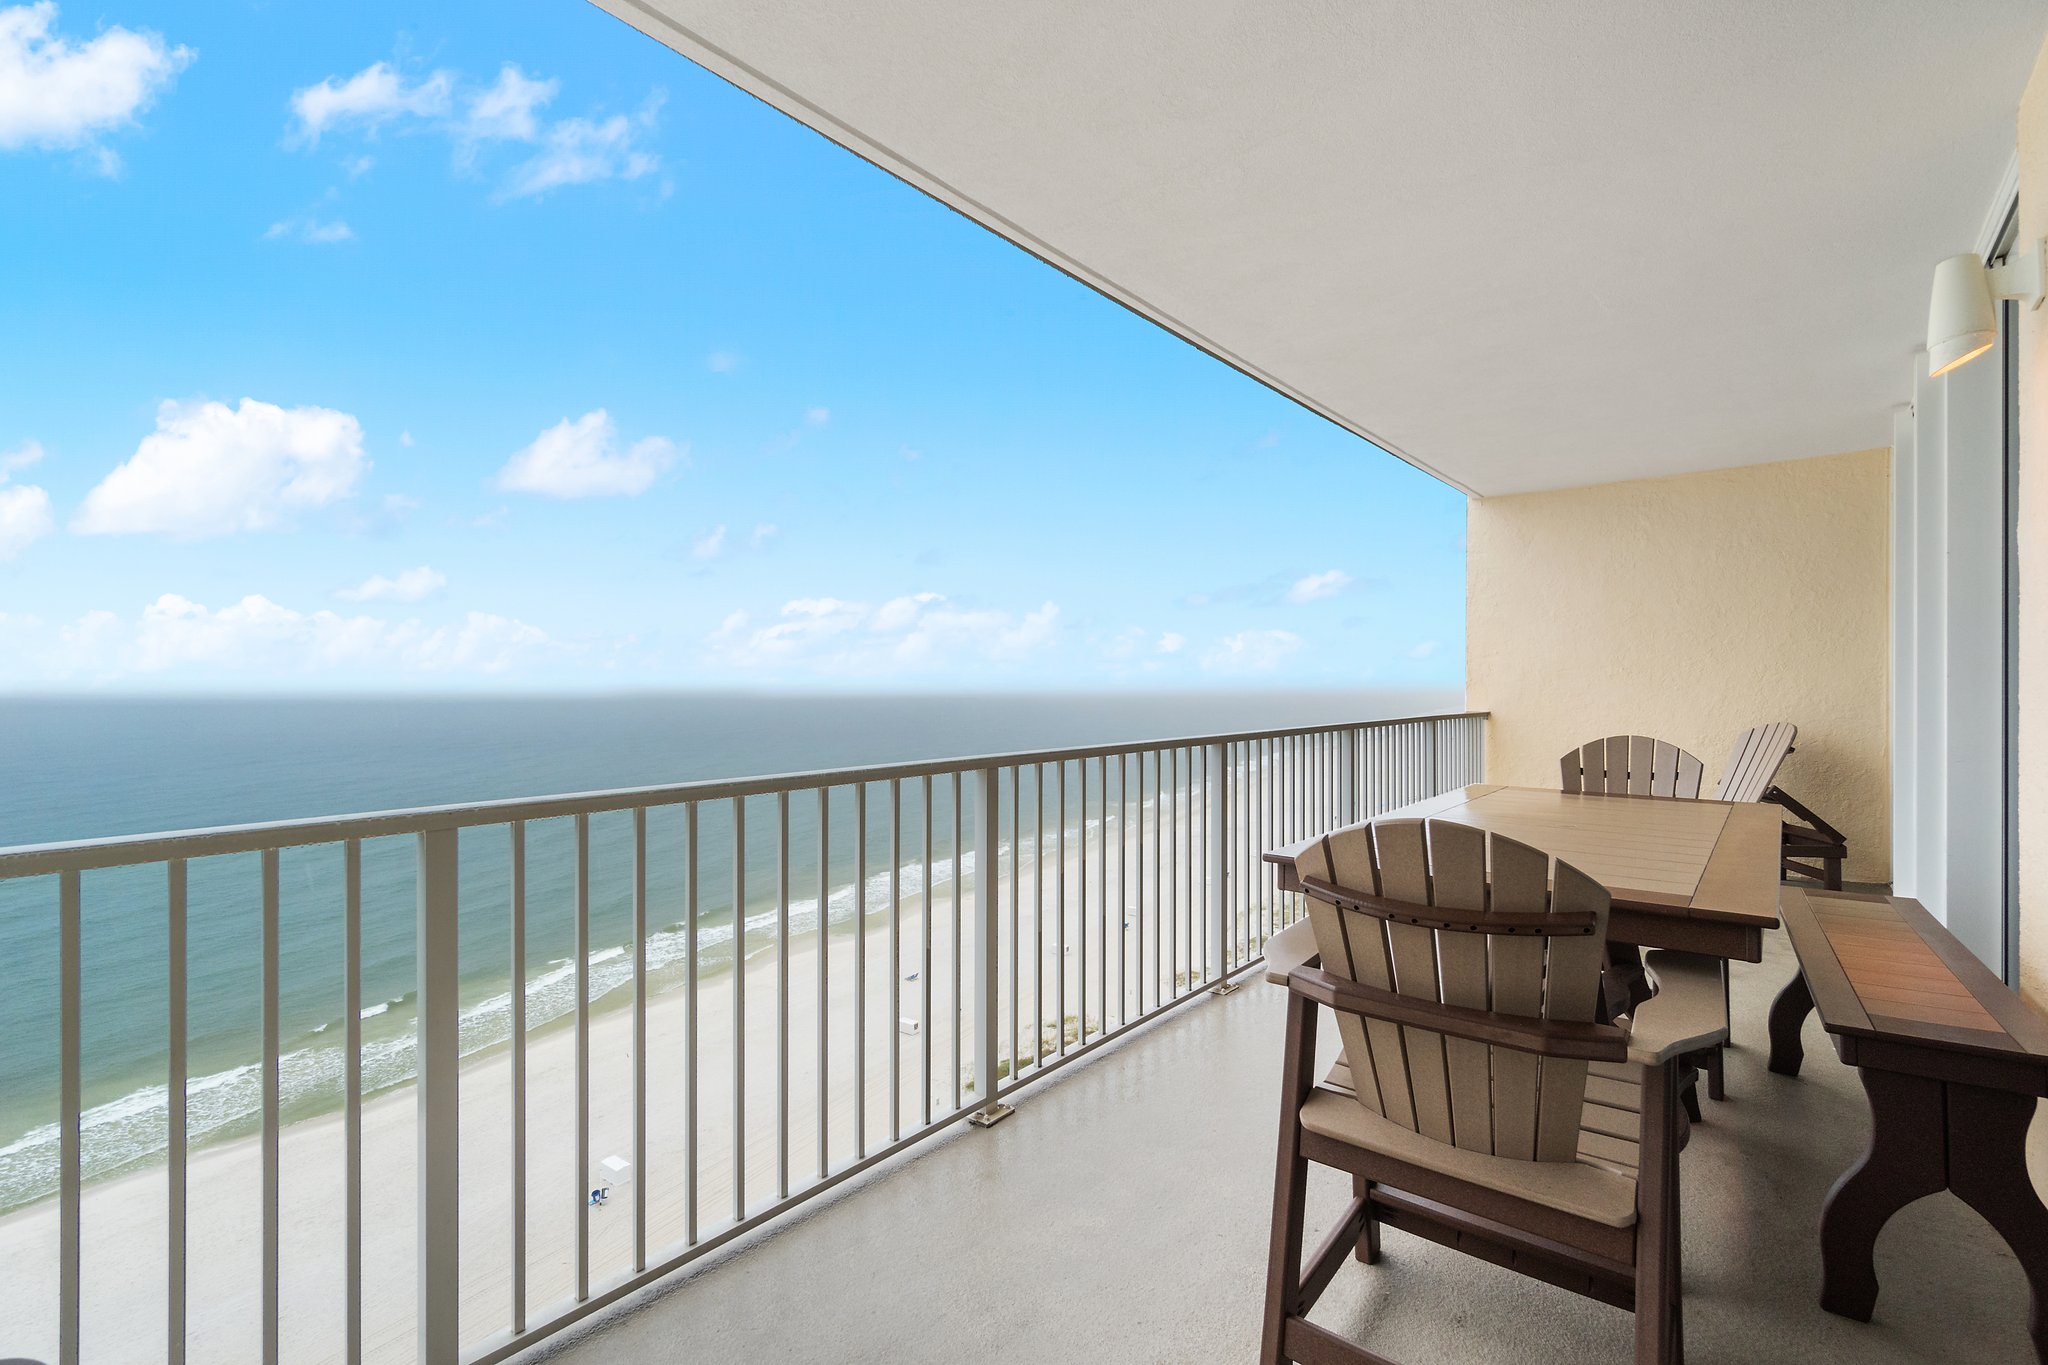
[1768,887,2048,1361]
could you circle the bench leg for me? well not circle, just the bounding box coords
[1948,1084,2048,1363]
[1820,1069,1946,1322]
[1766,972,1813,1076]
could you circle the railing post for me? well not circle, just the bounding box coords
[1208,741,1237,994]
[969,766,1015,1127]
[1340,729,1358,825]
[416,828,461,1365]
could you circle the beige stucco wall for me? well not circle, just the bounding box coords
[1466,449,1891,882]
[2018,39,2048,1007]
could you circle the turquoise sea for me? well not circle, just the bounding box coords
[0,689,1458,1211]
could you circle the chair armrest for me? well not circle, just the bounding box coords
[1626,950,1731,1065]
[1263,917,1320,985]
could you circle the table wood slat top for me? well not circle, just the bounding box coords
[1783,887,2048,1064]
[1265,784,1782,930]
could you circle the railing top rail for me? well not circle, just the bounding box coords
[0,710,1485,878]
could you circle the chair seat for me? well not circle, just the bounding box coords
[1305,1059,1643,1229]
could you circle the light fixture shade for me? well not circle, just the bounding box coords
[1927,252,1997,377]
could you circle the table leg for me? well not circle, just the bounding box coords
[1819,1069,1946,1321]
[1947,1084,2048,1362]
[1767,971,1814,1076]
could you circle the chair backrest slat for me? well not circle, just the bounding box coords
[1377,821,1456,1145]
[1299,819,1612,1165]
[1535,862,1609,1160]
[1486,837,1550,1158]
[1293,834,1403,1123]
[1560,733,1705,799]
[1428,821,1495,1153]
[1713,722,1798,803]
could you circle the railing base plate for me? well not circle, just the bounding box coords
[1212,980,1244,997]
[968,1104,1016,1128]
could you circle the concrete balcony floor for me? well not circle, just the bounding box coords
[524,923,2036,1364]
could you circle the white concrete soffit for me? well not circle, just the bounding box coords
[593,1,2043,496]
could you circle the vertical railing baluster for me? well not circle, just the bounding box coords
[853,784,868,1158]
[573,814,590,1301]
[776,790,790,1201]
[817,787,830,1179]
[261,849,280,1365]
[969,767,1012,1127]
[168,859,189,1365]
[1171,753,1187,998]
[416,828,460,1365]
[921,776,934,1124]
[888,779,901,1142]
[1033,766,1045,1067]
[1076,761,1088,1041]
[508,825,525,1331]
[1007,766,1020,1087]
[343,842,364,1360]
[685,803,699,1243]
[1134,753,1146,1017]
[1116,754,1129,1025]
[58,869,80,1365]
[1055,761,1067,1053]
[632,808,648,1272]
[951,771,964,1110]
[732,799,747,1223]
[1207,742,1228,988]
[1096,755,1109,1032]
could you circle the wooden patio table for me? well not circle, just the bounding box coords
[1265,784,1784,962]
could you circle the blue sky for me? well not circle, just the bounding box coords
[0,0,1466,691]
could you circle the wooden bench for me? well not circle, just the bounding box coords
[1766,887,2048,1360]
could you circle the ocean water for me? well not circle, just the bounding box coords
[0,689,1458,1210]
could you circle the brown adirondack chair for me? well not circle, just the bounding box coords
[1561,734,1705,798]
[1262,819,1723,1365]
[1714,722,1846,890]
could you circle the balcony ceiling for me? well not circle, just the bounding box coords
[594,1,2043,495]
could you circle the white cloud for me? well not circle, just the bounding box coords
[0,440,53,561]
[691,524,726,560]
[265,216,352,244]
[1409,639,1441,659]
[462,64,556,144]
[750,522,778,547]
[1157,631,1186,654]
[710,593,1058,677]
[73,398,366,538]
[805,406,830,426]
[8,592,552,680]
[287,60,661,202]
[498,96,660,200]
[496,410,676,498]
[1284,569,1353,604]
[336,565,445,603]
[289,61,451,145]
[1202,629,1303,674]
[706,351,738,373]
[0,3,192,170]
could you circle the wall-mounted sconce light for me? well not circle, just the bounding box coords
[1928,239,2044,377]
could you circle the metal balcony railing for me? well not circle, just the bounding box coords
[0,710,1485,1365]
